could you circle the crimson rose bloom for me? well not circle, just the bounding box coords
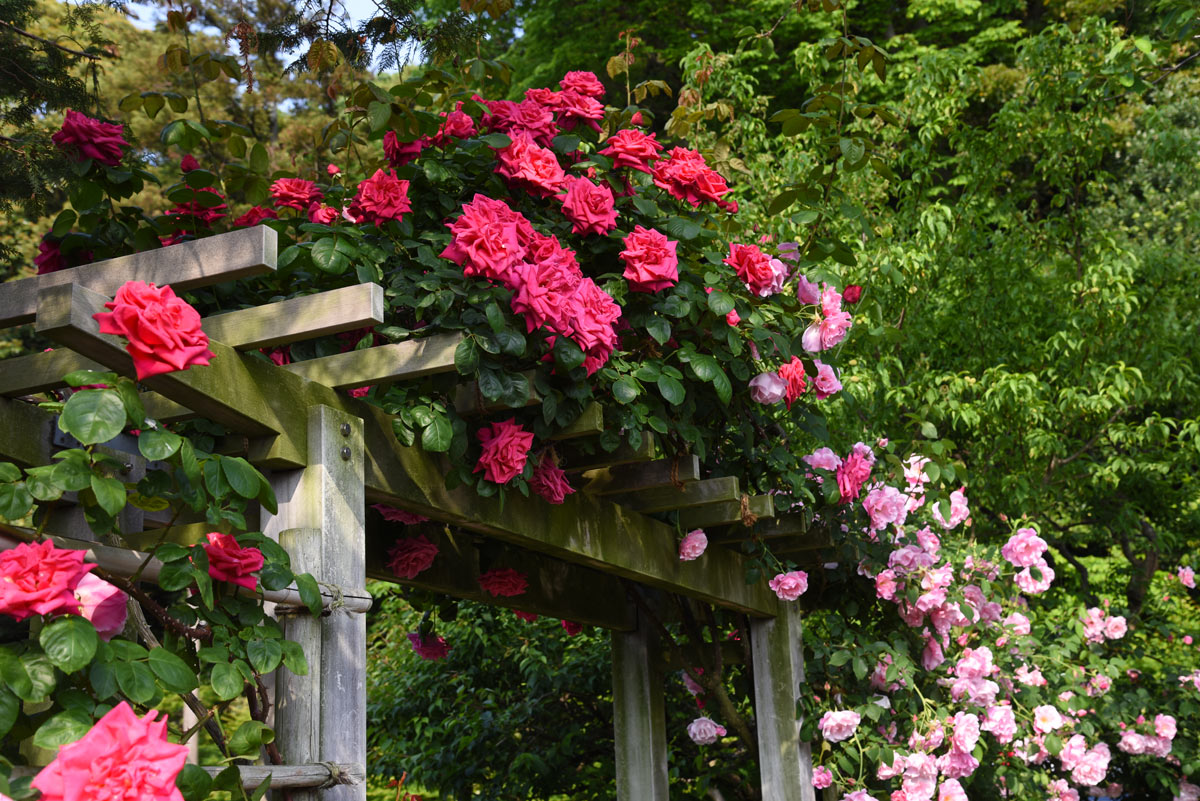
[530,452,575,504]
[599,129,664,174]
[35,235,65,275]
[93,281,215,381]
[620,226,679,292]
[560,176,618,236]
[723,243,778,297]
[0,540,94,622]
[554,90,605,132]
[842,284,863,304]
[32,702,188,801]
[384,130,428,167]
[167,188,227,226]
[231,206,278,227]
[202,532,264,592]
[651,147,730,207]
[561,620,583,636]
[514,610,539,623]
[441,194,535,287]
[478,567,528,597]
[52,110,129,167]
[348,169,412,225]
[474,418,534,485]
[559,70,605,98]
[180,154,200,172]
[777,356,808,409]
[495,132,566,198]
[373,503,429,524]
[269,178,323,211]
[386,535,438,580]
[408,632,449,660]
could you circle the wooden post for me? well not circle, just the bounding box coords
[750,603,816,801]
[611,613,669,801]
[264,405,366,801]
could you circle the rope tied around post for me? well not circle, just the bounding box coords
[738,493,758,528]
[317,762,355,788]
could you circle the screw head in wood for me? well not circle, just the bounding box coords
[340,446,351,461]
[340,423,351,437]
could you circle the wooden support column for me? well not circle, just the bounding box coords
[750,603,816,801]
[611,612,669,801]
[264,405,366,801]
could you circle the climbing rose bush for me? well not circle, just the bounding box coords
[93,281,214,380]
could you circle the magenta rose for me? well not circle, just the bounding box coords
[202,532,264,592]
[560,176,618,235]
[52,110,129,166]
[348,169,411,224]
[93,281,215,381]
[560,619,583,636]
[862,485,909,531]
[724,243,784,297]
[373,504,429,525]
[180,154,200,172]
[407,632,449,660]
[620,225,678,292]
[473,418,534,485]
[478,567,528,598]
[0,540,94,621]
[494,132,566,198]
[1001,527,1047,567]
[231,205,278,227]
[530,453,575,504]
[749,372,787,405]
[269,178,322,211]
[559,70,605,97]
[73,573,128,640]
[35,235,65,275]
[514,610,539,623]
[31,701,188,801]
[441,194,535,287]
[812,360,842,399]
[599,129,664,173]
[768,570,809,601]
[553,90,605,132]
[835,442,875,503]
[679,529,708,561]
[384,130,428,167]
[387,536,438,580]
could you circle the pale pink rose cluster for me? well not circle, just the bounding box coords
[1085,673,1112,696]
[812,765,833,789]
[1179,565,1196,589]
[1001,527,1055,594]
[981,703,1017,743]
[818,709,862,743]
[863,485,909,532]
[678,529,708,561]
[686,716,726,745]
[931,486,969,530]
[1176,780,1200,801]
[1081,606,1127,643]
[1059,734,1111,786]
[1117,713,1176,758]
[1047,778,1080,801]
[903,454,931,511]
[768,570,809,601]
[802,285,853,352]
[950,647,1000,708]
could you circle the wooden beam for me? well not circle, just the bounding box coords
[752,603,817,801]
[547,403,604,440]
[679,494,775,530]
[582,456,701,495]
[0,396,56,467]
[0,349,106,397]
[282,334,461,389]
[612,616,669,801]
[556,435,657,473]
[613,476,740,514]
[201,283,385,350]
[198,763,365,790]
[0,226,276,329]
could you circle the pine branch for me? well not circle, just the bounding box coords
[0,19,101,60]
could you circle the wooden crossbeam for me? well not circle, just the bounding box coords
[281,334,461,389]
[366,523,636,630]
[202,283,384,350]
[0,349,106,397]
[0,226,276,329]
[557,435,658,473]
[582,456,702,495]
[547,403,604,440]
[0,396,56,467]
[679,495,775,529]
[612,476,740,514]
[16,284,780,616]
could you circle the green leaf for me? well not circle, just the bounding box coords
[0,687,17,737]
[210,662,244,701]
[40,615,99,674]
[138,429,183,461]
[454,337,480,375]
[25,465,63,502]
[551,134,581,153]
[657,375,685,405]
[33,710,93,749]
[89,661,118,699]
[422,414,453,453]
[707,291,735,316]
[920,421,938,439]
[149,647,199,693]
[689,354,721,382]
[662,216,701,240]
[246,638,283,674]
[279,640,309,675]
[768,189,799,216]
[248,142,269,173]
[295,572,322,617]
[368,101,393,133]
[0,483,33,521]
[114,660,157,704]
[828,650,852,667]
[229,720,275,756]
[60,390,127,446]
[52,209,78,237]
[612,377,640,404]
[176,764,214,801]
[479,133,512,149]
[221,456,261,499]
[22,653,56,700]
[311,237,351,274]
[645,316,671,345]
[839,136,866,164]
[552,337,586,371]
[90,475,127,517]
[157,559,196,592]
[114,380,145,425]
[0,462,20,482]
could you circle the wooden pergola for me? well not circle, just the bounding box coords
[0,226,821,801]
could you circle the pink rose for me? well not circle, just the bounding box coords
[768,570,809,601]
[307,203,339,225]
[1015,560,1054,594]
[269,177,322,211]
[373,504,430,524]
[1004,612,1031,635]
[818,710,861,743]
[93,281,215,380]
[863,485,909,531]
[687,716,726,745]
[932,486,969,530]
[442,194,535,287]
[749,372,788,405]
[474,419,534,485]
[383,130,428,167]
[478,567,528,597]
[804,447,843,471]
[812,360,842,399]
[724,243,784,297]
[0,540,94,621]
[1032,704,1063,733]
[31,701,187,801]
[599,129,664,173]
[652,147,730,208]
[1070,742,1109,786]
[495,132,566,197]
[1104,615,1127,639]
[875,570,900,601]
[1178,566,1195,588]
[349,169,411,224]
[73,573,127,640]
[530,453,575,504]
[835,442,875,503]
[725,309,740,326]
[1155,713,1177,740]
[52,110,128,166]
[620,225,678,292]
[327,163,340,175]
[553,89,605,132]
[679,529,708,561]
[777,357,808,408]
[407,632,449,660]
[514,610,538,623]
[202,533,264,591]
[812,766,833,789]
[559,70,605,97]
[386,536,438,580]
[560,175,618,235]
[796,273,820,304]
[35,235,66,274]
[801,286,853,352]
[231,205,279,227]
[1000,527,1047,568]
[938,778,968,801]
[981,704,1016,743]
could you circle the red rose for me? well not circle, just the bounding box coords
[270,178,322,211]
[514,610,539,623]
[441,194,535,287]
[842,284,863,304]
[167,187,227,226]
[387,535,438,580]
[561,620,583,636]
[478,567,528,597]
[384,130,428,167]
[31,701,188,801]
[599,129,664,174]
[52,109,128,167]
[372,503,429,525]
[35,235,65,275]
[231,205,278,227]
[201,532,264,591]
[494,132,566,198]
[652,147,731,208]
[348,169,411,225]
[407,632,449,660]
[93,281,214,380]
[0,540,94,621]
[510,238,582,335]
[483,98,559,146]
[307,203,338,225]
[474,419,534,485]
[432,108,476,146]
[530,452,575,504]
[560,176,618,236]
[620,225,679,292]
[180,154,200,172]
[559,71,606,98]
[777,356,808,409]
[564,280,621,374]
[554,90,605,132]
[724,243,784,297]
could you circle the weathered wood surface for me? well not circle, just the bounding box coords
[202,283,385,350]
[678,494,775,530]
[0,226,276,328]
[0,349,106,397]
[612,616,669,801]
[582,456,701,495]
[751,603,816,801]
[197,763,365,789]
[612,476,740,514]
[282,334,461,389]
[547,403,604,440]
[557,436,658,473]
[0,396,56,467]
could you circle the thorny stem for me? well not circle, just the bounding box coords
[96,568,214,642]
